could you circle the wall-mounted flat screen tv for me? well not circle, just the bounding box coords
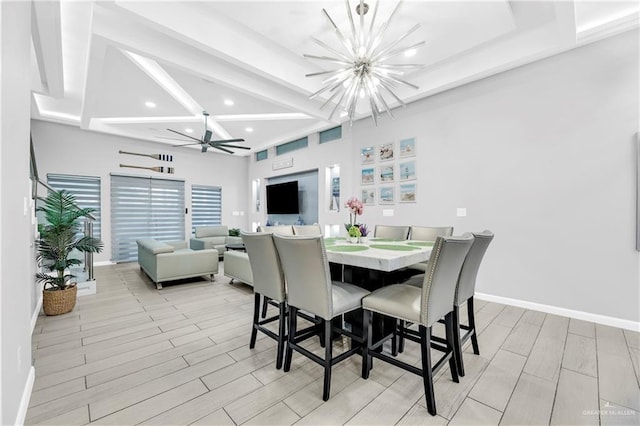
[266,181,299,214]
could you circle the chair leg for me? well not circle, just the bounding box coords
[275,301,287,370]
[468,297,480,355]
[284,306,297,372]
[398,320,406,354]
[322,319,333,401]
[452,305,465,377]
[261,296,270,319]
[445,313,460,383]
[391,318,399,356]
[419,325,437,416]
[249,293,260,349]
[362,310,372,379]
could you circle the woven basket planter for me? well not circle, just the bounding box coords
[43,285,77,316]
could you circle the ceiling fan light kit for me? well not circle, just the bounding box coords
[167,111,248,154]
[305,0,424,125]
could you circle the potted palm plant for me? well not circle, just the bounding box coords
[36,190,103,315]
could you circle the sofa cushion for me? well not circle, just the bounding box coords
[195,226,228,238]
[137,239,175,255]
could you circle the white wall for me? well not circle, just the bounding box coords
[249,30,640,325]
[1,1,36,424]
[31,120,250,263]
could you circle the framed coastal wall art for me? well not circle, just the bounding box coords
[399,137,416,157]
[361,146,375,164]
[379,164,395,183]
[361,188,375,205]
[379,186,395,204]
[361,167,375,185]
[399,183,417,203]
[398,160,416,181]
[379,142,394,162]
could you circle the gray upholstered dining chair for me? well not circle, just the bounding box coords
[373,225,410,240]
[408,226,454,272]
[402,230,494,377]
[292,224,323,236]
[241,231,288,369]
[272,234,370,401]
[361,234,474,416]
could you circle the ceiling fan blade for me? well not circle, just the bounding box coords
[172,141,204,147]
[213,145,234,154]
[201,145,208,153]
[210,138,245,144]
[212,144,251,150]
[167,128,203,143]
[204,130,213,143]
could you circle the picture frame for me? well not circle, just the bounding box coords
[378,164,395,183]
[379,186,395,204]
[361,167,375,185]
[398,160,416,181]
[361,146,375,164]
[399,137,416,158]
[399,183,417,203]
[330,177,340,211]
[379,142,395,162]
[361,188,375,205]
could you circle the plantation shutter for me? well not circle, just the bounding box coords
[47,174,101,239]
[191,185,222,234]
[111,174,185,262]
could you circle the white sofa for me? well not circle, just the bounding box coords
[223,250,253,286]
[190,226,243,256]
[137,239,219,289]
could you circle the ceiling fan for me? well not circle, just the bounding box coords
[167,111,249,154]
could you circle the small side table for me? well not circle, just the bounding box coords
[225,243,246,252]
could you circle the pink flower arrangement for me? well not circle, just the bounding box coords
[345,197,364,230]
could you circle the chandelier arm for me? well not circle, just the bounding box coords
[372,70,419,90]
[328,88,350,120]
[303,54,352,66]
[320,85,347,110]
[322,9,357,56]
[366,75,394,118]
[344,77,361,118]
[306,67,350,78]
[362,78,382,122]
[312,37,353,62]
[309,75,351,100]
[345,0,358,51]
[378,80,407,107]
[322,69,355,85]
[370,24,421,61]
[376,64,424,69]
[368,94,379,126]
[376,41,427,63]
[366,1,403,58]
[363,0,380,55]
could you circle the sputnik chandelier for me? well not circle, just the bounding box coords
[305,0,424,125]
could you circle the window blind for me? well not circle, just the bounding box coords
[191,185,222,234]
[47,173,101,239]
[111,174,185,262]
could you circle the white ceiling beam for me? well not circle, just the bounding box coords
[79,35,108,129]
[31,0,64,98]
[554,1,577,47]
[91,5,332,123]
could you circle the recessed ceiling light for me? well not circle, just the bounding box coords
[145,101,156,108]
[404,48,417,57]
[185,128,193,133]
[245,127,253,132]
[224,99,234,106]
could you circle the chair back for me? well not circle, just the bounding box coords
[410,226,453,241]
[293,224,323,236]
[373,225,410,240]
[455,230,494,305]
[420,234,474,326]
[241,232,286,302]
[273,235,333,320]
[257,225,294,235]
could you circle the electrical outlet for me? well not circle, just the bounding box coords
[382,209,394,217]
[457,208,467,217]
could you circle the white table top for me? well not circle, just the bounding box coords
[324,238,433,272]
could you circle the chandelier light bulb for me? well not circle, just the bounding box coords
[304,0,425,126]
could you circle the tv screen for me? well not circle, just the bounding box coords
[266,181,299,214]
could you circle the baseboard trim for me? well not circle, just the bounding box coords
[15,366,35,426]
[94,261,115,267]
[475,292,640,332]
[31,291,42,334]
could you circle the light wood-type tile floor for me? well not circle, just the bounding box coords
[27,262,640,425]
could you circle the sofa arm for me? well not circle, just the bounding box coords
[190,238,207,250]
[167,240,188,250]
[223,251,253,285]
[226,236,243,245]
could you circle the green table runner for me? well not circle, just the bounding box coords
[369,238,401,242]
[368,244,420,251]
[406,241,435,247]
[325,245,370,252]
